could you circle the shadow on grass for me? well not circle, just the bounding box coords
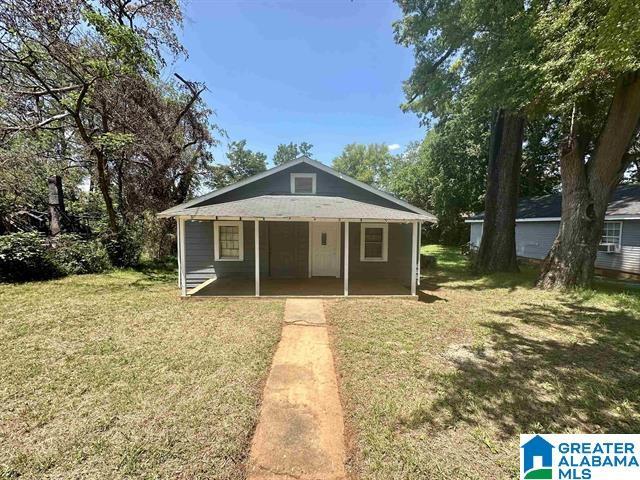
[417,290,448,304]
[422,262,538,293]
[129,257,177,287]
[400,299,640,437]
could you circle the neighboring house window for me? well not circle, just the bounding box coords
[360,223,388,262]
[599,221,622,253]
[290,173,316,194]
[214,221,244,261]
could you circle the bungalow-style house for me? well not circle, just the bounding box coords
[159,156,436,297]
[466,184,640,277]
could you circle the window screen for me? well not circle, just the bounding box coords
[599,222,621,250]
[363,227,383,259]
[294,176,314,193]
[219,225,240,259]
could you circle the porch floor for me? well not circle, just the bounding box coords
[190,277,412,297]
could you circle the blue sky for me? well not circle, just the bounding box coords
[165,0,425,166]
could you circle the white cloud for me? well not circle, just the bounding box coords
[387,144,401,151]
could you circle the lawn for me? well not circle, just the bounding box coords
[326,245,640,480]
[0,267,284,479]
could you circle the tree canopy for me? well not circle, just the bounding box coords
[332,143,395,189]
[272,142,313,165]
[210,140,267,189]
[0,0,221,259]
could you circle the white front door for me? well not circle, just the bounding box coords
[310,222,340,277]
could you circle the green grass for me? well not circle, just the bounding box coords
[327,245,640,479]
[0,268,284,479]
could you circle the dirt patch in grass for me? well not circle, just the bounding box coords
[0,270,284,479]
[326,245,640,480]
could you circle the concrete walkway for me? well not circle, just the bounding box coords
[247,299,347,480]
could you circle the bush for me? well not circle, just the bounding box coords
[141,212,175,260]
[52,234,111,275]
[0,232,62,282]
[101,227,142,268]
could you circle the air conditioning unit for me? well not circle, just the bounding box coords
[599,243,618,253]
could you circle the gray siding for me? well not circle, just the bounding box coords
[515,222,559,260]
[184,220,215,289]
[470,223,483,248]
[184,220,269,288]
[195,162,414,212]
[597,220,640,273]
[185,219,416,287]
[470,219,640,274]
[339,222,413,282]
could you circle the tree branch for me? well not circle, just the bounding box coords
[1,112,70,132]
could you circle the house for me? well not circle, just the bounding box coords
[465,184,640,277]
[159,156,436,297]
[520,435,554,476]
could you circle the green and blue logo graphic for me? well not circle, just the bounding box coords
[521,435,554,479]
[520,434,640,479]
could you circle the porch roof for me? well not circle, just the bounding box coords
[159,194,436,222]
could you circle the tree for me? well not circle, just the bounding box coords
[0,0,216,238]
[474,110,525,272]
[520,117,562,198]
[534,0,640,288]
[332,143,395,188]
[394,0,539,273]
[386,107,561,246]
[0,131,85,233]
[386,105,490,245]
[210,140,267,189]
[272,142,313,165]
[100,74,218,219]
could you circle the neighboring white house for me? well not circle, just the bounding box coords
[465,184,640,276]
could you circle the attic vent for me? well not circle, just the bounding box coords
[291,173,316,194]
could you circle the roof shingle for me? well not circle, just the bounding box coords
[468,184,640,221]
[158,195,436,222]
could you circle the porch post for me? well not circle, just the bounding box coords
[254,219,260,297]
[343,221,349,296]
[411,221,417,296]
[179,217,187,297]
[176,219,181,288]
[417,222,422,286]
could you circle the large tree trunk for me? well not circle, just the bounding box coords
[474,108,526,273]
[537,72,640,288]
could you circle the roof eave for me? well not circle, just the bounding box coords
[158,212,435,223]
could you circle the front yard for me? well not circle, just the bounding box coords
[2,249,639,480]
[0,268,284,479]
[326,246,640,479]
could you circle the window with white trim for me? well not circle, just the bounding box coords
[360,223,388,262]
[599,221,622,253]
[214,221,244,261]
[290,173,316,194]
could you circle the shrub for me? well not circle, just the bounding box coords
[0,232,62,282]
[141,212,175,260]
[52,234,111,275]
[101,227,142,268]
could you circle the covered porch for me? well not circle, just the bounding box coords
[189,276,413,297]
[170,195,434,298]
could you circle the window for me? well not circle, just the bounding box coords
[599,221,622,253]
[321,232,327,245]
[214,221,244,261]
[290,173,316,194]
[360,223,388,262]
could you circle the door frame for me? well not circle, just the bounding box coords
[308,221,341,278]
